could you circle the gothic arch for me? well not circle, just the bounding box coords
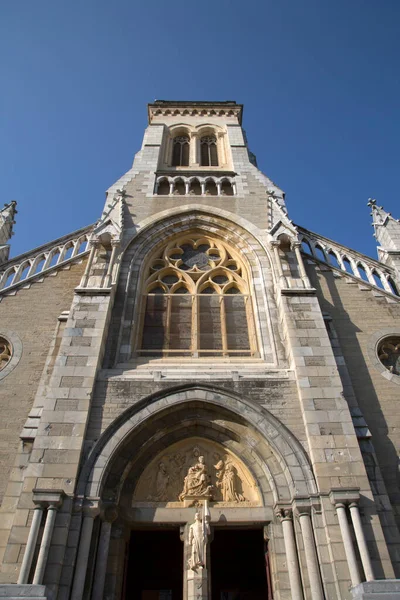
[109,206,283,366]
[78,386,316,505]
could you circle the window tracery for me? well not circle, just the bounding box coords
[200,136,218,166]
[378,337,400,375]
[172,136,190,166]
[0,337,12,371]
[138,235,256,357]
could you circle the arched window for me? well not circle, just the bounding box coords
[138,235,257,357]
[328,251,340,269]
[200,136,218,166]
[172,136,189,166]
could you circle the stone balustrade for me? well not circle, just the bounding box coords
[298,226,399,296]
[0,225,92,293]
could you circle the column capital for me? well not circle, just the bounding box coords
[32,488,64,509]
[330,488,360,506]
[100,503,119,523]
[275,506,293,522]
[270,240,281,248]
[291,240,302,250]
[82,497,101,518]
[110,239,120,248]
[293,500,312,518]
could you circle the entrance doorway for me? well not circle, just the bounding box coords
[211,529,271,600]
[125,529,183,600]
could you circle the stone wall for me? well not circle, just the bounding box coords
[307,261,400,523]
[0,261,86,506]
[86,378,305,448]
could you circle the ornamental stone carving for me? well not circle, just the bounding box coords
[179,455,213,501]
[215,459,245,502]
[132,437,260,506]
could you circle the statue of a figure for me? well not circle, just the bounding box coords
[154,462,169,500]
[147,461,169,501]
[188,504,210,571]
[179,455,212,500]
[215,460,245,502]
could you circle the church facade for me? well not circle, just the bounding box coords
[0,100,399,600]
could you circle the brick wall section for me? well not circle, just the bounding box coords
[0,261,86,506]
[307,262,400,525]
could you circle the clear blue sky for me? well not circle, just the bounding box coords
[1,0,399,259]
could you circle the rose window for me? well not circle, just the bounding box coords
[378,337,400,376]
[0,337,12,371]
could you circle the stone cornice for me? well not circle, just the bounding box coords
[148,101,243,124]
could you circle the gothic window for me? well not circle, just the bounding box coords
[200,136,218,166]
[172,136,190,166]
[0,337,12,371]
[377,337,400,376]
[138,235,257,357]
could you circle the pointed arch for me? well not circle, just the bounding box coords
[78,385,316,504]
[109,207,280,367]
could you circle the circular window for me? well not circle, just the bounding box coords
[368,328,400,386]
[378,337,400,376]
[0,336,12,371]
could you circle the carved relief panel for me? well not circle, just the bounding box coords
[132,437,261,507]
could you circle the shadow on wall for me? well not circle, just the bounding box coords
[307,262,400,577]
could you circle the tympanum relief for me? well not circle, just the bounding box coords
[132,438,260,507]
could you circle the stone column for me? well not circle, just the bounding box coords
[81,241,99,287]
[271,241,287,287]
[104,240,119,288]
[295,505,324,600]
[349,502,375,582]
[335,503,362,587]
[17,505,44,584]
[32,503,58,584]
[91,506,118,600]
[292,241,311,288]
[71,501,99,600]
[277,509,304,600]
[190,133,199,166]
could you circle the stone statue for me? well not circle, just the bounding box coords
[147,461,169,501]
[215,459,245,502]
[154,462,169,500]
[188,503,210,571]
[179,455,212,500]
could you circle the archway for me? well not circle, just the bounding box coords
[76,386,316,600]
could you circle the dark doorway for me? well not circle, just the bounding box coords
[125,529,183,600]
[211,529,270,600]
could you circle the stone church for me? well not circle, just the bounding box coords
[0,100,399,600]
